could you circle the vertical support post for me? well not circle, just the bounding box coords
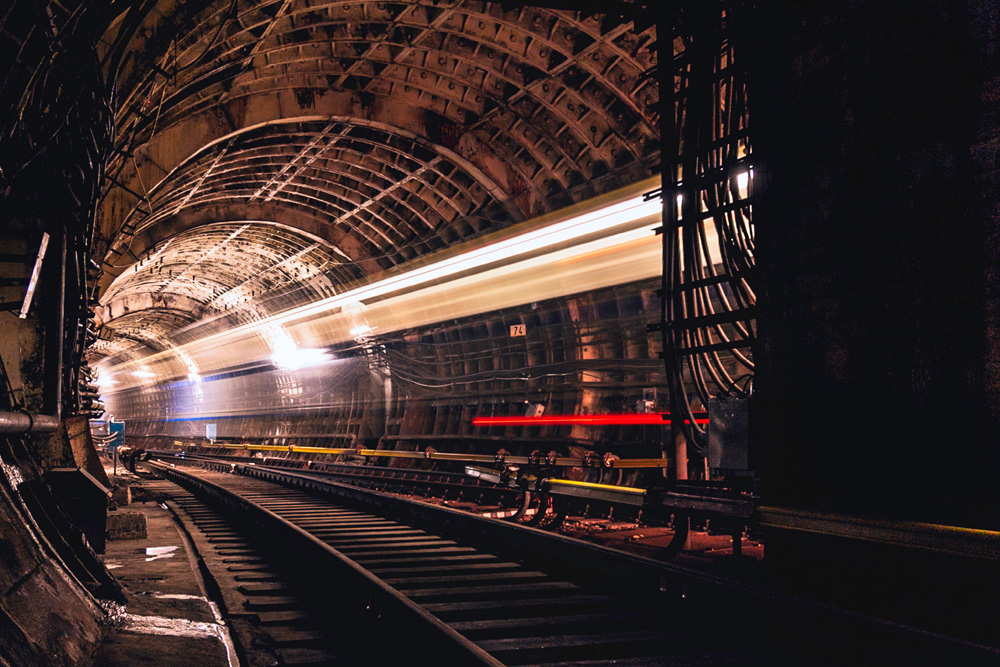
[674,431,688,481]
[43,231,66,421]
[657,2,684,480]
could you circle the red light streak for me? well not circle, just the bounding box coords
[472,413,709,427]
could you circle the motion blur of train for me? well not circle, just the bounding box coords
[93,174,753,487]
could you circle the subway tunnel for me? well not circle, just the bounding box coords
[0,1,998,665]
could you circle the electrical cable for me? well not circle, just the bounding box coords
[662,3,755,453]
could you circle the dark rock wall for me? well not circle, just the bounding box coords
[0,462,104,666]
[749,0,1000,646]
[752,0,1000,529]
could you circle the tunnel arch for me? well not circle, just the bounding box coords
[92,0,666,467]
[99,1,660,277]
[101,201,378,294]
[100,110,531,291]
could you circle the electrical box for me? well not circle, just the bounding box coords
[637,388,657,413]
[108,420,125,451]
[708,397,749,472]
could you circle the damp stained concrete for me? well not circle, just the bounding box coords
[95,499,235,666]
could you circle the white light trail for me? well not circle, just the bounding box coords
[261,195,661,329]
[103,179,667,386]
[271,348,332,371]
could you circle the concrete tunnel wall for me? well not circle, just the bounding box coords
[2,2,730,665]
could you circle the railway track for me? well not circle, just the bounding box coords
[153,452,523,513]
[142,478,355,666]
[141,458,997,666]
[132,449,751,546]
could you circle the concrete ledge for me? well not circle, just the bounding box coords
[107,511,147,540]
[97,500,231,667]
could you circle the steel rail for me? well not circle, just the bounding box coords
[149,448,753,524]
[143,450,1000,561]
[145,457,1000,665]
[206,441,672,468]
[144,448,756,526]
[228,460,731,589]
[230,461,1000,661]
[759,506,1000,561]
[147,460,505,667]
[152,458,764,665]
[138,450,518,498]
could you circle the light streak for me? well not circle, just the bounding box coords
[259,195,661,329]
[103,178,666,386]
[556,235,657,265]
[472,414,710,426]
[271,347,331,371]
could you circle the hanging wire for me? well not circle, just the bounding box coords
[663,1,755,452]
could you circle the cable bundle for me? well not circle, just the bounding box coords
[661,1,755,453]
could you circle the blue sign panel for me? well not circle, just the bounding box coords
[108,421,125,451]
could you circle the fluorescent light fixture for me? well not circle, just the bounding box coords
[132,370,156,378]
[19,232,50,319]
[271,347,331,371]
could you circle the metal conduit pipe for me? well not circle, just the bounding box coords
[0,232,67,435]
[0,412,61,433]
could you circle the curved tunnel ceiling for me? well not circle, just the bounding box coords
[95,221,349,362]
[93,0,660,367]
